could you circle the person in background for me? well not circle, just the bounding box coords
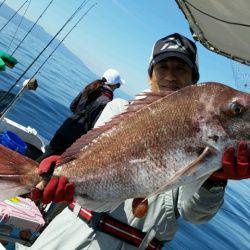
[27,33,249,250]
[37,68,124,162]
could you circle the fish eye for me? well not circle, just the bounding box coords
[229,101,246,116]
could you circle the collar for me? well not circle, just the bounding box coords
[101,86,113,100]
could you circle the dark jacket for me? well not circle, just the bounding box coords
[49,87,113,154]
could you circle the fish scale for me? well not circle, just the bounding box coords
[51,83,250,211]
[0,82,249,212]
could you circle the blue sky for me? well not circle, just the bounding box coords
[5,0,250,96]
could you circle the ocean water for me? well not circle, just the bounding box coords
[0,14,130,142]
[168,180,249,250]
[0,17,94,141]
[0,10,249,250]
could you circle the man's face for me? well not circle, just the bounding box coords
[152,58,193,91]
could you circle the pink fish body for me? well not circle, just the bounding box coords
[0,82,249,211]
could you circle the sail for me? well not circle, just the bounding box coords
[175,0,250,66]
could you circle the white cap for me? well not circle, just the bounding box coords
[102,68,125,86]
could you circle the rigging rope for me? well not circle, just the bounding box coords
[0,0,88,111]
[229,59,250,89]
[0,0,29,33]
[230,59,237,88]
[11,0,55,56]
[7,0,31,53]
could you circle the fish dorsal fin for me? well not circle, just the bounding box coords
[126,91,172,112]
[58,91,172,166]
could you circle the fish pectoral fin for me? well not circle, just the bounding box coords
[76,195,122,213]
[186,146,212,170]
[144,146,212,200]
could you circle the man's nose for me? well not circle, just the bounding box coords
[164,70,177,81]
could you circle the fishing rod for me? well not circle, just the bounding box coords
[0,0,29,32]
[7,0,32,53]
[0,0,88,110]
[11,0,55,56]
[0,3,97,119]
[32,3,97,78]
[0,0,7,9]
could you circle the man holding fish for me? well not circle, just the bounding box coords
[12,33,250,249]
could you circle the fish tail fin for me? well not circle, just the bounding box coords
[0,145,38,200]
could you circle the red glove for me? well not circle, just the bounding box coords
[210,141,250,180]
[31,155,75,204]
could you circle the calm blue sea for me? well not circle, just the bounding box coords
[0,11,249,250]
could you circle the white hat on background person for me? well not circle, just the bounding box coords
[102,68,125,86]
